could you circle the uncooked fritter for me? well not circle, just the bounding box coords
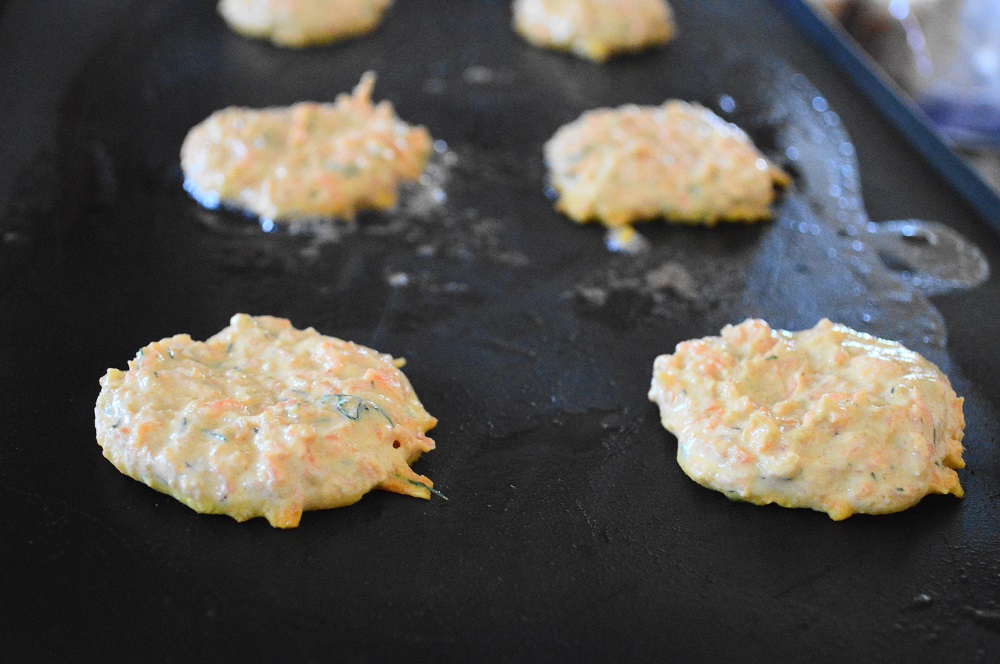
[513,0,676,62]
[544,100,789,228]
[95,314,439,528]
[180,72,432,225]
[648,318,965,520]
[218,0,392,48]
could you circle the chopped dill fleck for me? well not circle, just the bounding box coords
[765,355,778,360]
[153,371,158,378]
[253,427,259,434]
[325,394,393,427]
[870,472,876,480]
[333,163,362,177]
[111,418,122,429]
[182,417,187,427]
[226,343,234,354]
[896,487,904,492]
[330,394,363,420]
[168,349,175,359]
[406,478,448,501]
[202,429,227,442]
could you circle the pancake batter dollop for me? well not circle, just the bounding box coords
[513,0,676,62]
[218,0,392,48]
[544,100,789,228]
[95,314,439,528]
[648,319,965,520]
[181,72,432,226]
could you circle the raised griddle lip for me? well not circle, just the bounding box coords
[778,0,1000,234]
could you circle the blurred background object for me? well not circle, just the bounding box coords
[809,0,1000,192]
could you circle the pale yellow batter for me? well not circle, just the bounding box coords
[218,0,392,48]
[95,314,439,528]
[180,72,432,225]
[648,319,965,520]
[512,0,676,62]
[545,100,789,228]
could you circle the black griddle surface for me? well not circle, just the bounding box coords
[3,1,1000,661]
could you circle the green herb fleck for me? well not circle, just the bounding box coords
[202,429,227,442]
[111,418,122,429]
[870,472,876,480]
[153,371,159,378]
[168,349,175,359]
[765,355,778,360]
[896,487,904,492]
[334,163,362,177]
[182,417,187,427]
[406,478,448,501]
[325,394,394,427]
[226,343,234,354]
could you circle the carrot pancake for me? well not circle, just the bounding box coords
[513,0,676,62]
[648,319,965,520]
[544,100,788,228]
[95,314,439,528]
[218,0,392,48]
[180,72,432,226]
